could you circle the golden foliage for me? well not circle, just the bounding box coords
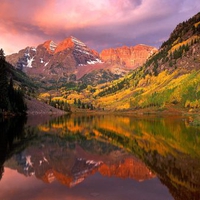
[170,35,200,53]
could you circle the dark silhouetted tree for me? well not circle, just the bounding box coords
[0,49,8,113]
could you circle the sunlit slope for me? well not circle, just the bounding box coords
[94,70,200,110]
[37,115,200,158]
[34,114,200,198]
[93,12,200,111]
[36,13,200,113]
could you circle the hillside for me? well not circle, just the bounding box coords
[143,12,200,75]
[0,55,65,115]
[6,37,157,90]
[25,97,66,115]
[0,49,39,115]
[4,13,200,114]
[90,12,200,112]
[66,12,200,113]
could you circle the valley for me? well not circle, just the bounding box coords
[1,2,200,200]
[3,12,200,115]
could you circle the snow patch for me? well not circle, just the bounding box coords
[44,61,49,67]
[86,160,96,165]
[43,156,49,163]
[27,56,35,68]
[72,37,86,47]
[24,53,30,57]
[87,59,103,65]
[78,64,85,67]
[31,47,36,52]
[96,58,103,63]
[49,41,57,52]
[76,49,91,55]
[26,155,33,167]
[86,160,102,166]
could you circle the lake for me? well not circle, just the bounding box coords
[0,113,200,200]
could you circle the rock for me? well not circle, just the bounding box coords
[100,44,157,69]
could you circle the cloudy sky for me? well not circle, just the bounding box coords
[0,0,200,55]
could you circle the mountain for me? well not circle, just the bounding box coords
[2,112,200,199]
[89,12,200,111]
[6,37,157,88]
[7,36,101,70]
[7,12,200,114]
[5,136,154,188]
[6,36,102,87]
[0,49,37,115]
[143,12,200,76]
[100,44,157,69]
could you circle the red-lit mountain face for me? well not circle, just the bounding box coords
[5,142,155,188]
[6,37,102,84]
[6,36,157,87]
[100,44,157,69]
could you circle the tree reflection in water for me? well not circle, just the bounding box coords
[0,116,35,180]
[1,114,200,200]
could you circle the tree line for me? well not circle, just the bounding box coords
[0,49,27,115]
[49,99,71,112]
[74,98,95,110]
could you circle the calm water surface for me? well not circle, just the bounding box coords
[0,114,200,200]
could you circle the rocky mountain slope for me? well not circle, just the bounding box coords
[6,37,157,88]
[6,37,102,86]
[5,134,154,187]
[25,97,66,115]
[85,12,200,111]
[6,12,200,114]
[143,12,200,76]
[100,44,157,69]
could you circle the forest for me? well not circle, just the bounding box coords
[0,49,27,116]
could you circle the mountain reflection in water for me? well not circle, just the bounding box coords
[0,114,200,200]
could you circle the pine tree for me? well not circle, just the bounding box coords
[81,103,85,109]
[0,49,8,113]
[8,77,15,112]
[77,99,81,108]
[64,102,71,112]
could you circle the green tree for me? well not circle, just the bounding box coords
[90,104,94,110]
[64,102,71,112]
[77,99,81,108]
[0,49,8,113]
[8,77,15,111]
[87,103,90,109]
[13,89,27,113]
[81,103,85,109]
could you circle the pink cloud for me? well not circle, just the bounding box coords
[0,0,199,55]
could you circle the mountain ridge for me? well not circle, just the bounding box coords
[90,12,200,111]
[100,44,157,69]
[5,12,200,114]
[6,36,157,88]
